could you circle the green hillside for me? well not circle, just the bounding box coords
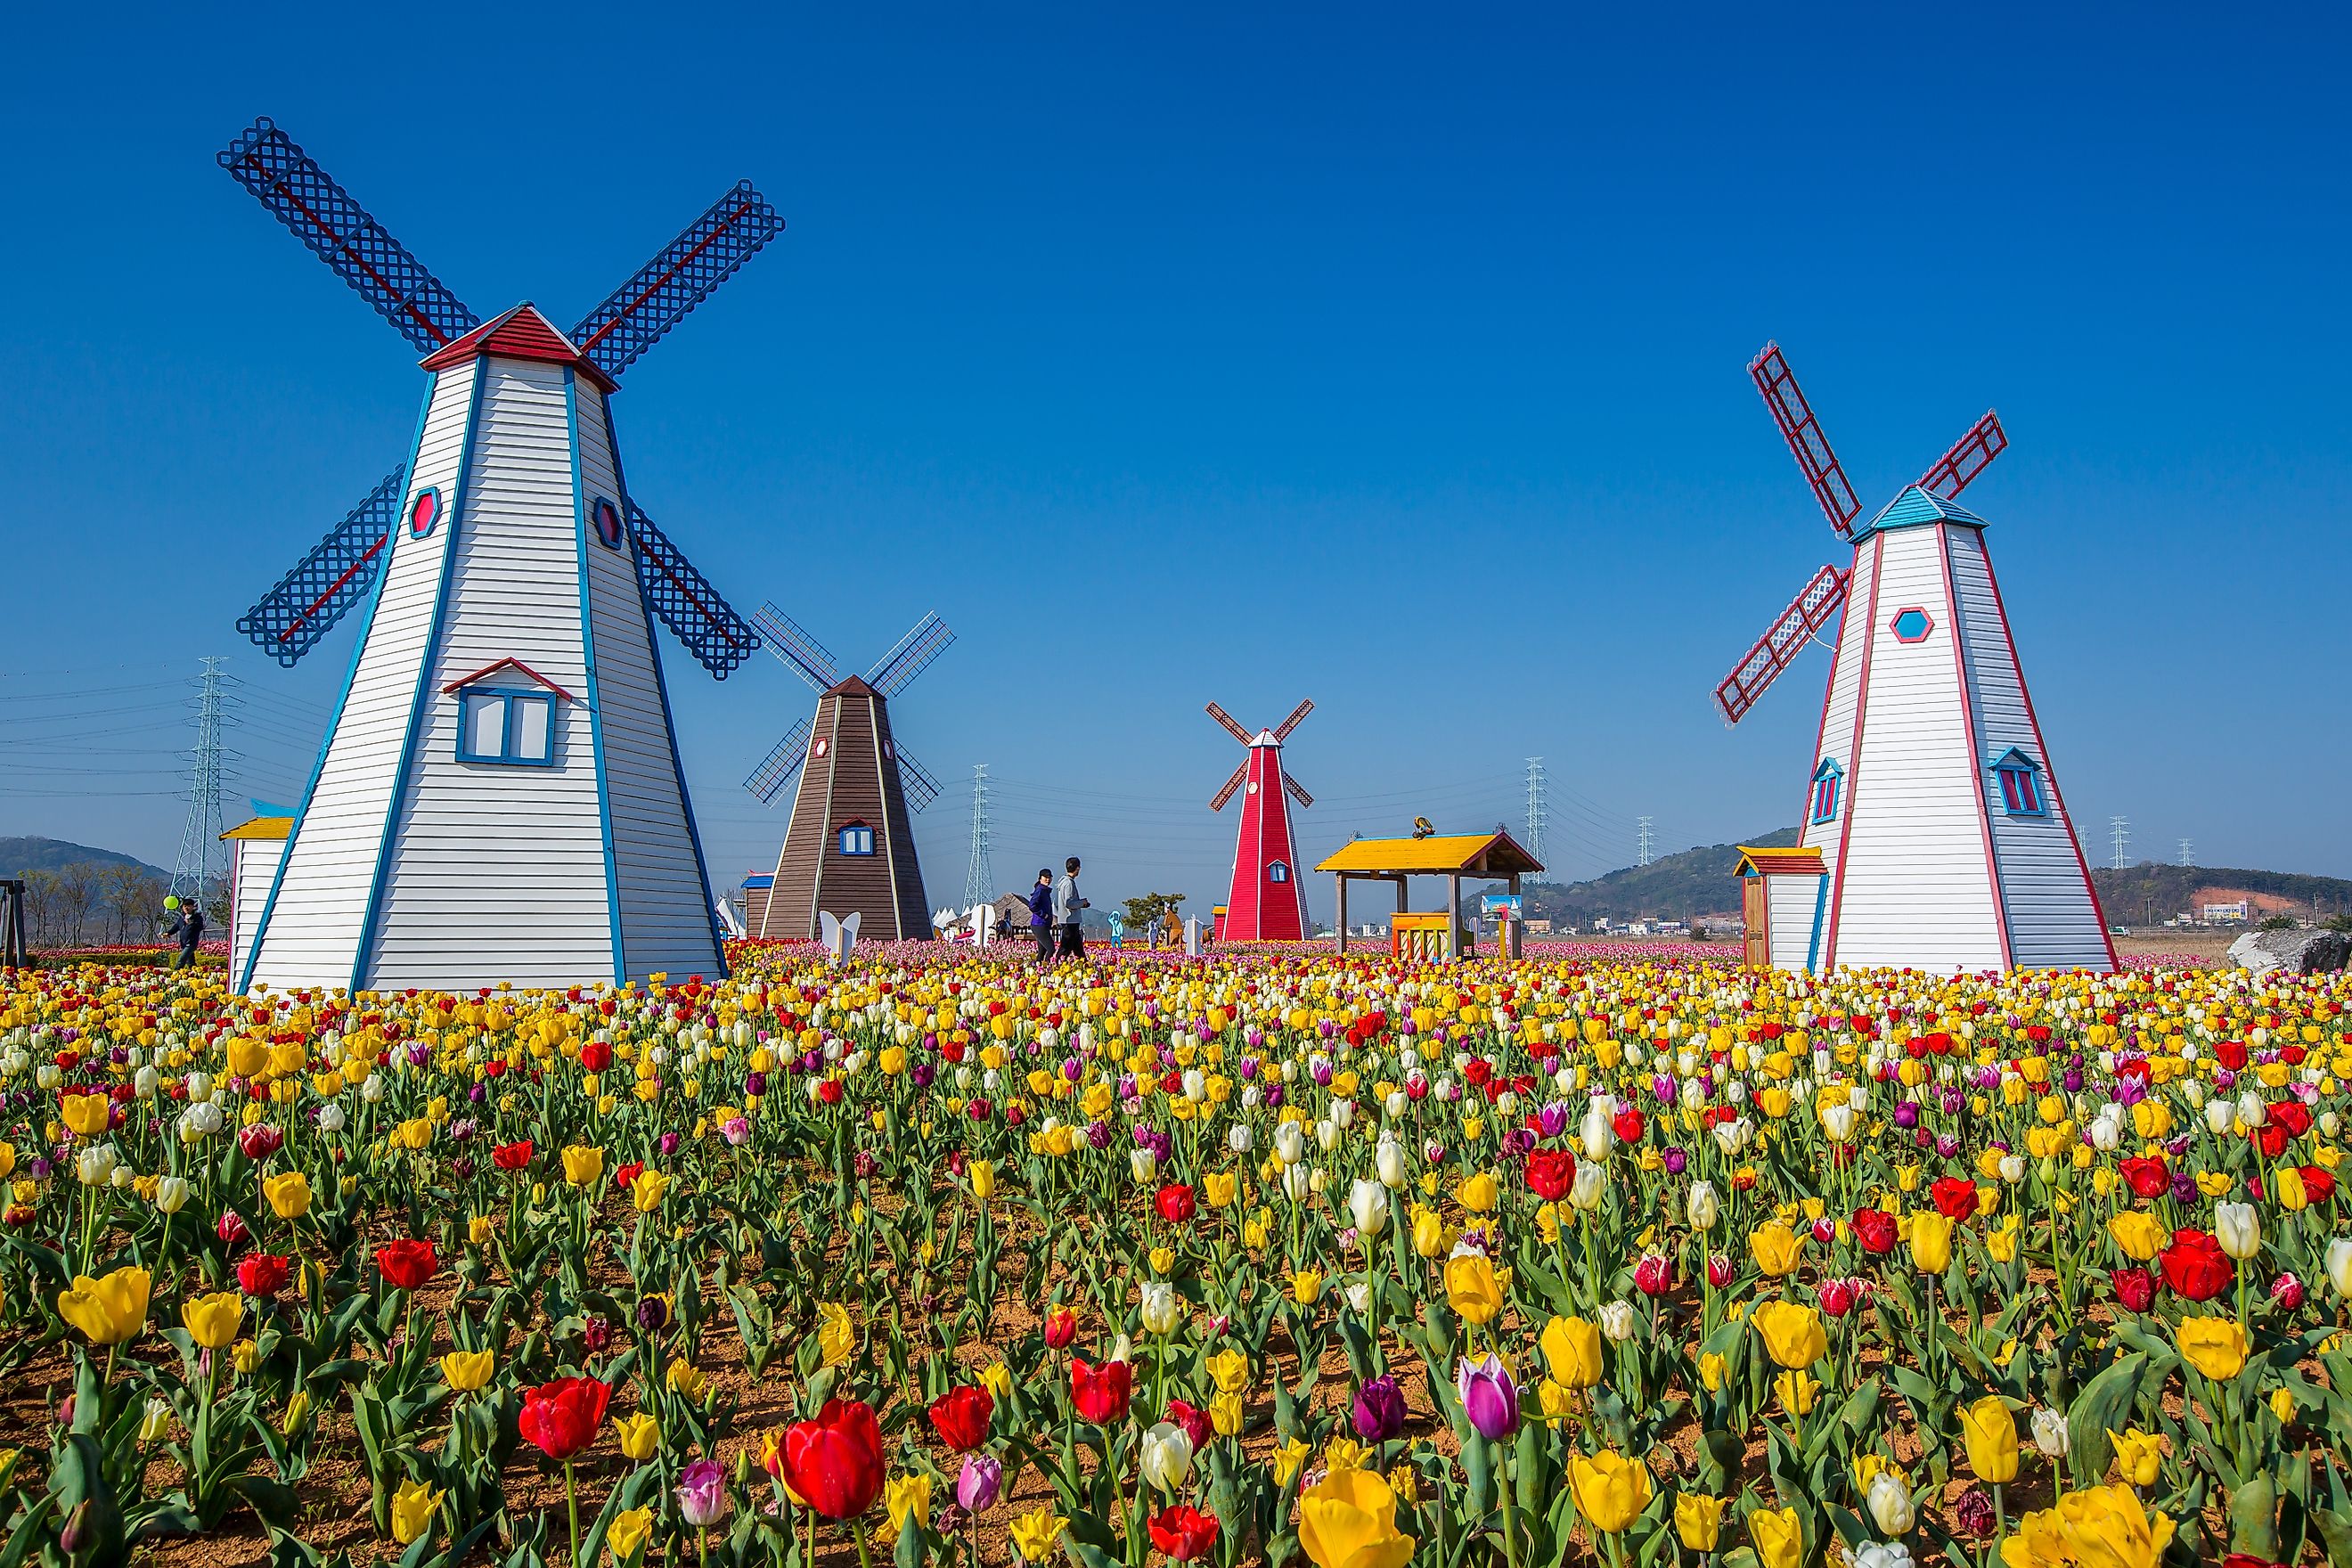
[1517,829,1801,926]
[1,837,166,879]
[2089,864,2352,927]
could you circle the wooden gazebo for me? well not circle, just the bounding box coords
[1315,830,1545,958]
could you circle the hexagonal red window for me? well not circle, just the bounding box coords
[1890,608,1933,643]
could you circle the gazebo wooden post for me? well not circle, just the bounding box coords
[1335,874,1350,953]
[1447,871,1461,959]
[1507,871,1523,959]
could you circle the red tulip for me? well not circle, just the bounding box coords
[1155,1184,1196,1225]
[927,1385,994,1452]
[1164,1398,1213,1452]
[1043,1305,1079,1349]
[519,1376,612,1460]
[237,1123,284,1160]
[2251,1123,2290,1160]
[1850,1207,1897,1255]
[2272,1101,2314,1139]
[1633,1254,1676,1297]
[1818,1277,1858,1318]
[1929,1177,1978,1221]
[237,1253,290,1297]
[493,1140,534,1172]
[216,1210,250,1250]
[2301,1165,2337,1205]
[1611,1107,1645,1145]
[2158,1229,2234,1302]
[1071,1357,1133,1425]
[579,1040,614,1074]
[613,1162,645,1192]
[1707,1254,1734,1288]
[2119,1156,2168,1199]
[1147,1506,1221,1563]
[1523,1148,1575,1202]
[376,1239,437,1291]
[776,1398,886,1519]
[2110,1267,2156,1312]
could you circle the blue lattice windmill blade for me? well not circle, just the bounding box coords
[741,603,841,804]
[571,182,787,383]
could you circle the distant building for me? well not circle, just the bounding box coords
[2199,900,2250,925]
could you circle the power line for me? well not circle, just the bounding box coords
[2108,816,2130,871]
[171,659,239,899]
[963,764,994,909]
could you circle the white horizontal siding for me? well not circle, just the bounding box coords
[1948,530,2111,970]
[576,389,725,981]
[1766,875,1822,970]
[1830,525,2005,973]
[366,358,616,991]
[229,838,282,985]
[1798,541,1872,899]
[250,363,478,990]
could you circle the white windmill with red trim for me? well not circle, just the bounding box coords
[1205,700,1314,942]
[1716,343,2114,975]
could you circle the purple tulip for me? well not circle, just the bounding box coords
[745,1070,769,1097]
[956,1453,1003,1513]
[1456,1354,1518,1441]
[1893,1101,1920,1129]
[676,1458,729,1527]
[1535,1101,1569,1139]
[1353,1376,1407,1442]
[1662,1147,1687,1175]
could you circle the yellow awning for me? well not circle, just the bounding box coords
[1315,831,1544,878]
[221,816,295,842]
[1735,844,1824,877]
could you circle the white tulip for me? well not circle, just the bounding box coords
[1599,1300,1636,1341]
[1139,1423,1194,1490]
[1281,1163,1313,1203]
[2215,1201,2260,1261]
[134,1066,159,1099]
[1227,1124,1254,1156]
[2029,1407,2070,1459]
[1240,1084,1263,1110]
[1131,1147,1158,1183]
[1866,1472,1915,1535]
[2326,1237,2352,1299]
[76,1145,118,1185]
[1139,1281,1181,1336]
[2238,1091,2267,1127]
[2204,1099,2235,1135]
[155,1176,190,1214]
[1686,1180,1720,1231]
[317,1102,347,1132]
[1568,1162,1607,1212]
[1376,1139,1408,1188]
[1315,1120,1339,1153]
[1384,1090,1408,1118]
[1274,1122,1305,1165]
[1998,1155,2026,1184]
[1345,1282,1371,1313]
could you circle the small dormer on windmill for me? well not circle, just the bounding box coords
[1713,342,2114,975]
[743,606,952,942]
[216,119,781,991]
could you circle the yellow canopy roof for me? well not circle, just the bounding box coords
[1735,844,1824,877]
[1315,831,1544,878]
[221,816,294,842]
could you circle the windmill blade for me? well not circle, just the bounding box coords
[218,119,478,354]
[626,502,760,679]
[1284,774,1314,808]
[1712,562,1850,725]
[237,469,407,666]
[1209,762,1249,812]
[865,613,955,698]
[1751,343,1862,538]
[1918,411,2008,499]
[1205,702,1252,745]
[1271,698,1315,741]
[750,603,840,691]
[570,181,787,382]
[742,715,814,804]
[893,746,943,813]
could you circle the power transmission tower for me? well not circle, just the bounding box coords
[1523,757,1547,866]
[2108,816,2130,870]
[2176,838,2194,869]
[1636,816,1655,868]
[962,764,994,909]
[171,657,240,902]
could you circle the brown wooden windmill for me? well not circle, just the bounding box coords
[742,607,951,941]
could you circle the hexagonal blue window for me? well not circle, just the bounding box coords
[1890,608,1933,643]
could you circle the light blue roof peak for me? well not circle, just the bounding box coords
[1857,484,1986,538]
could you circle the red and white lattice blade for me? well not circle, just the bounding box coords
[1205,703,1252,745]
[1209,762,1250,812]
[1751,343,1862,538]
[1918,412,2007,499]
[1283,774,1313,808]
[1272,698,1314,741]
[1713,562,1850,725]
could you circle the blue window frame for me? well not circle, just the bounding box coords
[408,486,442,538]
[1809,758,1842,824]
[1268,860,1290,883]
[455,688,558,766]
[589,495,625,551]
[1992,748,2046,816]
[837,821,876,856]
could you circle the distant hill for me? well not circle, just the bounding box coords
[1506,831,2352,930]
[1,837,167,880]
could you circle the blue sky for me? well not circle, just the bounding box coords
[4,4,2348,914]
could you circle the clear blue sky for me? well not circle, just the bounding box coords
[4,4,2348,914]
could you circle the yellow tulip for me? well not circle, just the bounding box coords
[630,1170,670,1213]
[1909,1211,1955,1275]
[2106,1427,2162,1488]
[607,1505,654,1564]
[613,1411,659,1462]
[885,1473,933,1537]
[1673,1492,1725,1552]
[1960,1395,2020,1483]
[1749,1300,1826,1368]
[818,1302,855,1367]
[1210,1391,1245,1436]
[440,1349,494,1392]
[2174,1315,2248,1381]
[1298,1467,1417,1568]
[1412,1208,1448,1258]
[1009,1507,1066,1563]
[1697,1352,1728,1393]
[1775,1368,1820,1417]
[1443,1255,1503,1325]
[262,1171,313,1220]
[1456,1172,1499,1213]
[1749,1221,1802,1278]
[1567,1450,1653,1534]
[1204,1172,1237,1209]
[2106,1211,2165,1262]
[390,1479,445,1545]
[1292,1269,1325,1306]
[562,1145,606,1188]
[57,1265,151,1346]
[1539,1315,1604,1389]
[1750,1504,1802,1568]
[1205,1348,1250,1394]
[2048,1483,2176,1568]
[968,1160,996,1200]
[180,1291,243,1351]
[61,1094,111,1137]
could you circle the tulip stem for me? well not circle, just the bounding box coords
[1492,1437,1518,1568]
[565,1461,582,1568]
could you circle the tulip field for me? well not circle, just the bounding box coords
[4,946,2351,1568]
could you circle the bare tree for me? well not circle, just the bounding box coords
[18,870,57,947]
[97,864,144,943]
[52,862,99,948]
[119,870,168,945]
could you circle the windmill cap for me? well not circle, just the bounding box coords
[419,303,617,393]
[1856,484,1986,539]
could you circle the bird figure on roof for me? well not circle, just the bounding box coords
[1412,817,1434,838]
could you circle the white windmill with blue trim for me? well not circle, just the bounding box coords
[1716,343,2115,975]
[220,118,780,992]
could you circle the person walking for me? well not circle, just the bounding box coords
[1026,870,1055,961]
[1053,856,1088,961]
[160,894,205,971]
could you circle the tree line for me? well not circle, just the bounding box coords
[7,862,223,949]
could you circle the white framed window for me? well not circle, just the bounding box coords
[1267,861,1290,883]
[837,821,876,856]
[455,689,558,766]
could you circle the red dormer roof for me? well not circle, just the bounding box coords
[420,304,617,393]
[441,657,577,701]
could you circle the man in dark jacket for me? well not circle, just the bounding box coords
[1026,870,1054,961]
[161,895,206,971]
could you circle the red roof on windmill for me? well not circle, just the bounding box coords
[420,304,617,392]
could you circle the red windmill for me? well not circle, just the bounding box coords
[1205,700,1314,942]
